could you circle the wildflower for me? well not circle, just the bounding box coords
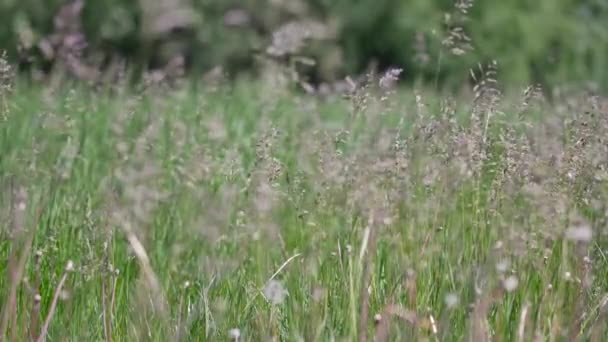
[444,293,459,308]
[228,328,241,341]
[503,276,519,292]
[65,260,75,272]
[378,68,403,89]
[496,259,510,273]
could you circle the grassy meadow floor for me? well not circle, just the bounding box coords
[1,78,607,341]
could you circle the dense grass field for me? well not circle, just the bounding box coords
[1,73,607,341]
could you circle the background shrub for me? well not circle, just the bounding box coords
[0,0,607,89]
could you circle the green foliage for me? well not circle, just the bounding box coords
[1,0,607,87]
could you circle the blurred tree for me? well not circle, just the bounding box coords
[0,0,606,89]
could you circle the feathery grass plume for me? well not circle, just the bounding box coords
[452,60,502,181]
[245,125,284,240]
[0,51,11,90]
[377,67,403,113]
[0,51,12,119]
[441,0,475,56]
[471,60,502,119]
[434,0,475,88]
[517,84,544,118]
[343,73,373,119]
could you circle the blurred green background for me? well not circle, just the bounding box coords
[1,0,607,89]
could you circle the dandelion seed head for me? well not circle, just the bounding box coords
[228,328,241,340]
[65,260,75,272]
[503,276,519,292]
[263,280,287,305]
[496,259,510,273]
[374,313,382,323]
[444,293,459,308]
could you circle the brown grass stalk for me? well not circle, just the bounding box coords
[102,274,110,342]
[470,285,503,342]
[569,243,592,341]
[37,261,74,342]
[516,301,530,342]
[122,225,169,326]
[373,304,417,342]
[101,233,112,342]
[359,212,380,342]
[590,294,608,342]
[0,194,46,340]
[109,275,118,338]
[175,282,189,342]
[28,251,44,341]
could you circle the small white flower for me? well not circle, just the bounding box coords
[65,260,75,272]
[494,240,504,249]
[374,313,382,323]
[503,276,519,292]
[444,293,459,308]
[496,259,510,273]
[263,280,287,305]
[228,328,241,340]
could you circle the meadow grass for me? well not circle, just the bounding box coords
[1,75,607,341]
